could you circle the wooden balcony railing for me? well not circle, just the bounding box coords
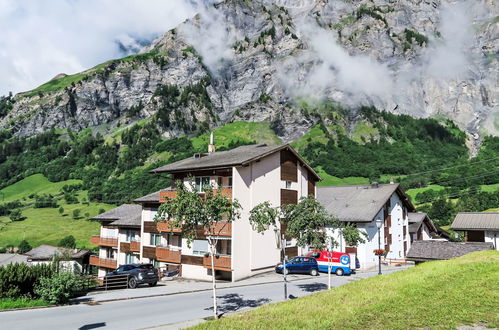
[156,246,181,263]
[142,246,157,259]
[159,187,233,203]
[203,255,232,271]
[157,221,182,233]
[204,222,232,236]
[120,241,141,253]
[130,241,140,252]
[89,255,117,269]
[90,235,118,247]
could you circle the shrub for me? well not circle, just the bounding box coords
[9,209,26,222]
[34,272,85,304]
[0,263,55,298]
[72,209,81,219]
[17,240,32,254]
[58,235,76,249]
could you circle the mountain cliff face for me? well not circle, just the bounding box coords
[1,0,497,149]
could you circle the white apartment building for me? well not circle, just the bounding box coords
[317,183,415,269]
[91,143,320,281]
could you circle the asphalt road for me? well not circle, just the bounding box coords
[0,269,401,329]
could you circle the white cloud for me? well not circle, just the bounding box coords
[0,0,197,95]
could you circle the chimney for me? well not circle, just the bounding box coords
[390,177,394,184]
[208,132,215,153]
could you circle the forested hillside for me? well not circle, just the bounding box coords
[0,106,498,249]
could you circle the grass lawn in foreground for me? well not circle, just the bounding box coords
[195,251,499,329]
[0,298,50,310]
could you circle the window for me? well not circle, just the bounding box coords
[217,177,223,187]
[228,177,233,188]
[195,177,211,192]
[106,248,115,259]
[150,234,162,246]
[126,230,136,242]
[150,259,160,267]
[286,181,292,189]
[193,239,209,255]
[125,253,135,264]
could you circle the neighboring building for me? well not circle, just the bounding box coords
[407,240,494,264]
[144,143,320,282]
[90,204,142,278]
[317,183,415,269]
[0,253,31,266]
[408,212,448,242]
[23,245,91,273]
[451,212,499,250]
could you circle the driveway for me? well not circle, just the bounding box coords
[0,265,411,330]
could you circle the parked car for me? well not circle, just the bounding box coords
[307,250,352,276]
[275,256,319,276]
[106,263,159,288]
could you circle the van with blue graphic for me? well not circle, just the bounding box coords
[307,250,352,276]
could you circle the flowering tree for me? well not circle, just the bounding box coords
[155,180,241,319]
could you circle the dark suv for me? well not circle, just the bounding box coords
[275,256,319,276]
[106,264,159,288]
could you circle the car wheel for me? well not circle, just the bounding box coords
[335,268,344,276]
[283,268,289,275]
[310,269,318,276]
[148,282,157,287]
[128,277,138,289]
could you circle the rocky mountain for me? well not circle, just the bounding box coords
[1,0,497,150]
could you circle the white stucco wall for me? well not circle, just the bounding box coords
[485,231,499,250]
[326,190,411,269]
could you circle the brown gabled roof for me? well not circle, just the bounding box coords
[317,183,415,222]
[451,212,499,231]
[407,241,494,262]
[92,204,142,228]
[149,144,321,181]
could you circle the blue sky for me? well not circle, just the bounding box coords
[0,0,197,95]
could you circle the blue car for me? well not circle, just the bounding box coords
[275,256,319,276]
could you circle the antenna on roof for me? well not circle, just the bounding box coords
[208,132,215,154]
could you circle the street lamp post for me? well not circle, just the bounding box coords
[274,228,288,300]
[376,219,383,275]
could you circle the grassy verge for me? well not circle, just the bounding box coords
[195,251,499,329]
[0,298,50,310]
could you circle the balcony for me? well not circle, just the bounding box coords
[142,246,156,259]
[89,255,117,269]
[90,235,118,247]
[203,254,232,271]
[159,187,233,203]
[204,222,232,236]
[120,241,140,253]
[156,246,181,263]
[157,221,182,233]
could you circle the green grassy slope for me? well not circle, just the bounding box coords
[196,251,499,329]
[0,174,114,249]
[191,121,282,150]
[0,174,81,202]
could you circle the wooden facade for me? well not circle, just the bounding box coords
[90,235,118,248]
[308,180,315,197]
[281,189,298,206]
[280,149,298,182]
[156,247,181,264]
